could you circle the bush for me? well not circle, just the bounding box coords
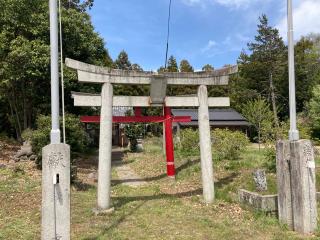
[124,123,144,152]
[263,144,276,173]
[176,128,199,156]
[176,128,249,160]
[21,128,33,142]
[30,114,88,169]
[212,129,249,160]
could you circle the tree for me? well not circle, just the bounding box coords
[242,97,274,150]
[179,60,194,72]
[63,0,95,12]
[308,85,320,139]
[0,0,112,139]
[113,51,147,96]
[238,15,287,129]
[167,55,178,72]
[114,50,131,70]
[131,63,143,72]
[202,64,214,72]
[157,66,166,73]
[294,37,320,112]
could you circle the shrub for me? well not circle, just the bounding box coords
[124,123,144,152]
[176,128,199,156]
[212,129,249,160]
[176,128,249,160]
[263,144,276,173]
[21,128,33,142]
[30,114,88,169]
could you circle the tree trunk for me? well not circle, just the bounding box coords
[11,93,22,141]
[22,79,27,130]
[258,122,261,151]
[269,72,279,130]
[8,97,21,140]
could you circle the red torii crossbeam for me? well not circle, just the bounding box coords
[80,115,190,123]
[81,107,191,177]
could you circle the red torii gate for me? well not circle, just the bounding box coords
[80,107,191,177]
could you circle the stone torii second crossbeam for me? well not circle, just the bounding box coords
[66,58,237,213]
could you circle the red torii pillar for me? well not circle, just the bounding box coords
[135,106,175,177]
[164,107,175,177]
[80,107,190,178]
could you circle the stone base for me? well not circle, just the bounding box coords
[239,190,320,214]
[238,189,278,214]
[92,207,114,216]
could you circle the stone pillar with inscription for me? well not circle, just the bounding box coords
[42,144,70,240]
[276,140,317,234]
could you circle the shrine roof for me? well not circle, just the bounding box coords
[172,108,250,127]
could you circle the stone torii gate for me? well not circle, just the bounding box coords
[66,58,237,212]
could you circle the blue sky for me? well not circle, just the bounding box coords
[88,0,320,71]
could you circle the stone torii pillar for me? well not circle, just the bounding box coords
[96,82,113,211]
[198,85,214,203]
[66,58,237,208]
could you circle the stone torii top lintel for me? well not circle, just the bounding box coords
[65,58,238,86]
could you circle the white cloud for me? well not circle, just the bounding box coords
[201,34,249,57]
[201,40,217,53]
[181,0,202,5]
[181,0,266,9]
[214,0,252,8]
[277,0,320,41]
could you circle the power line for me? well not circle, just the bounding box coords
[164,0,172,69]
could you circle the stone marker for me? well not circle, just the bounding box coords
[276,140,317,234]
[276,140,292,229]
[42,143,70,240]
[16,141,33,158]
[290,140,317,234]
[253,169,268,191]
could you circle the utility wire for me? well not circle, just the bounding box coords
[164,0,172,69]
[58,0,66,144]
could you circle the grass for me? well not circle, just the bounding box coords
[0,137,319,239]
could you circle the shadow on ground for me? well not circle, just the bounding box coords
[111,158,201,186]
[82,188,203,240]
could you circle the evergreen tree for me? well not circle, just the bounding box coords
[114,50,132,70]
[238,14,287,128]
[167,56,178,72]
[113,51,147,96]
[131,63,143,72]
[202,64,214,72]
[179,60,194,72]
[157,66,166,73]
[293,37,319,112]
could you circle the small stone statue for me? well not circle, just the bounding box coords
[253,169,268,191]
